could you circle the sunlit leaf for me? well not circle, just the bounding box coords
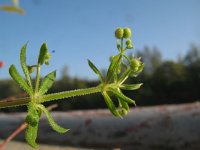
[88,59,104,82]
[120,83,143,90]
[110,88,136,105]
[102,92,121,117]
[38,104,69,133]
[25,123,39,148]
[39,71,56,95]
[118,98,129,112]
[20,43,33,88]
[9,65,33,96]
[25,102,40,126]
[38,43,48,65]
[118,68,131,84]
[106,54,122,83]
[25,103,40,148]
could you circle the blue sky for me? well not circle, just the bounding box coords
[0,0,200,80]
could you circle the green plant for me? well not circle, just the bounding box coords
[0,27,144,149]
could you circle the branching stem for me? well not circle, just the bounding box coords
[40,86,101,103]
[0,86,102,108]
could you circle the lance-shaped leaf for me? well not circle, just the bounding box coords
[106,54,122,83]
[88,59,104,82]
[25,103,40,148]
[38,104,69,133]
[25,102,40,126]
[120,83,143,90]
[110,88,136,105]
[20,43,33,88]
[25,123,39,148]
[118,68,131,84]
[39,71,56,95]
[102,92,121,117]
[118,98,129,112]
[38,43,48,65]
[9,65,33,96]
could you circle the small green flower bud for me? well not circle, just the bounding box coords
[27,66,34,74]
[115,28,124,39]
[45,53,51,60]
[119,108,128,116]
[123,27,132,39]
[126,44,133,49]
[45,60,49,66]
[130,59,140,72]
[126,39,132,46]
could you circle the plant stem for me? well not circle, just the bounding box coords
[121,38,124,52]
[0,86,102,108]
[40,86,101,103]
[35,65,41,94]
[0,97,30,108]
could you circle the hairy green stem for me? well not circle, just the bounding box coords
[0,97,30,108]
[35,65,41,94]
[40,86,101,103]
[0,86,102,108]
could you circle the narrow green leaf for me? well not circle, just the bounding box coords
[9,65,33,96]
[0,5,25,14]
[110,89,136,105]
[106,54,122,82]
[118,68,131,84]
[25,102,40,126]
[102,92,121,117]
[120,83,143,90]
[118,98,129,116]
[38,104,69,133]
[25,103,40,148]
[39,71,56,95]
[20,43,33,88]
[88,59,104,82]
[38,43,48,65]
[118,98,129,112]
[113,72,118,82]
[25,123,39,148]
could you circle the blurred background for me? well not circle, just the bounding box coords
[0,0,200,112]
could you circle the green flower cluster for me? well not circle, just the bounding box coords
[115,27,133,50]
[88,27,144,117]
